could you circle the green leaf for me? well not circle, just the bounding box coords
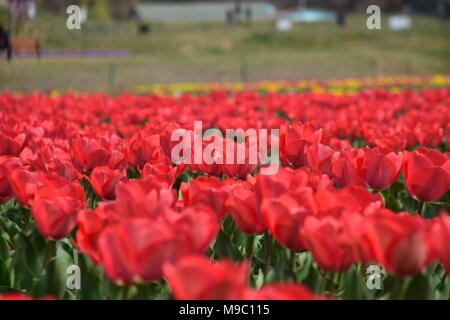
[32,242,75,299]
[403,274,434,300]
[78,254,104,300]
[0,231,11,261]
[0,259,11,287]
[341,266,372,300]
[213,227,244,262]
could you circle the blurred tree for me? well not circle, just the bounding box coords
[8,0,35,34]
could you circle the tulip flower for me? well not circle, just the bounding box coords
[163,256,250,300]
[225,181,266,235]
[180,176,234,219]
[125,131,162,169]
[404,148,450,202]
[0,156,22,203]
[114,176,175,219]
[331,149,365,188]
[430,214,450,274]
[72,135,111,171]
[88,166,127,200]
[364,212,434,276]
[98,217,180,285]
[31,180,85,240]
[142,160,184,188]
[280,122,325,168]
[305,143,335,175]
[359,147,403,190]
[0,293,54,300]
[8,169,67,206]
[0,132,26,157]
[302,216,354,271]
[76,202,119,264]
[261,190,315,249]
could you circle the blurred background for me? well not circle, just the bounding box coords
[0,0,449,93]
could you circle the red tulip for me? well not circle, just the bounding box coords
[364,212,433,276]
[225,181,266,235]
[92,205,218,285]
[359,147,403,190]
[142,160,184,188]
[108,149,128,170]
[280,122,325,168]
[180,176,234,219]
[76,202,119,264]
[72,135,111,171]
[302,216,354,271]
[0,156,22,203]
[20,143,81,182]
[8,169,67,206]
[404,148,450,202]
[88,166,127,200]
[98,217,180,285]
[31,180,85,240]
[255,167,331,203]
[125,131,162,168]
[0,293,54,300]
[163,256,249,300]
[163,205,220,254]
[331,149,365,188]
[48,157,82,182]
[261,190,314,249]
[0,132,26,156]
[114,176,175,219]
[430,214,450,274]
[187,136,225,177]
[413,123,444,148]
[305,143,335,175]
[314,186,383,218]
[222,138,259,179]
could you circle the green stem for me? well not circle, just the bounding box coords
[288,249,297,281]
[334,272,342,294]
[417,201,425,216]
[246,234,255,261]
[390,276,405,300]
[290,249,297,273]
[45,240,57,266]
[122,285,131,300]
[263,232,273,283]
[318,271,329,295]
[136,285,148,300]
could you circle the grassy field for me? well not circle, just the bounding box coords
[0,9,450,93]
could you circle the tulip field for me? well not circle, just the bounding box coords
[0,78,450,301]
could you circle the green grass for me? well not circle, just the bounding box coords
[0,10,449,93]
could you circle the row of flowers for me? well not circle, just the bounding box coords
[133,75,450,95]
[0,86,449,300]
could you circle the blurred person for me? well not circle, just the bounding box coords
[245,7,252,26]
[0,22,12,61]
[226,9,233,27]
[234,1,242,24]
[336,10,346,27]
